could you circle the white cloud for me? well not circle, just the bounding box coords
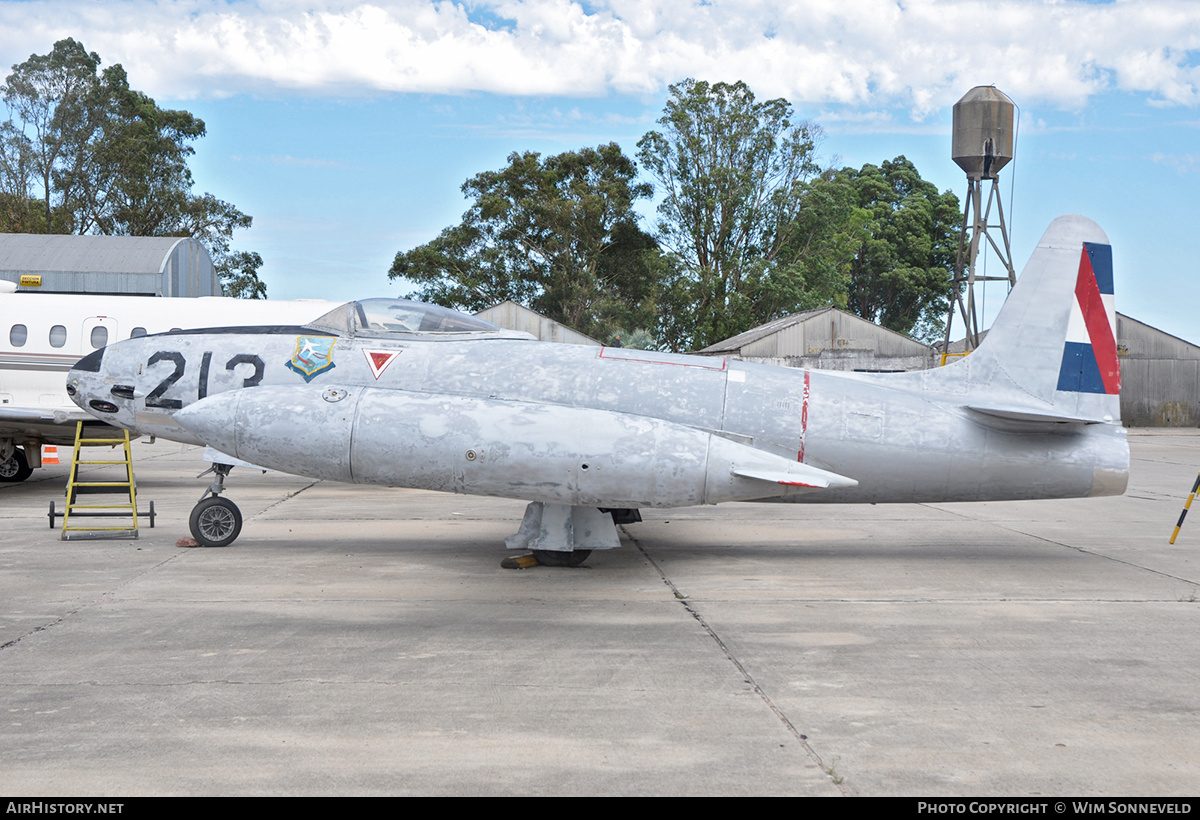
[1149,151,1200,173]
[1,0,1199,116]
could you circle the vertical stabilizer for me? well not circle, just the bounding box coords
[958,214,1120,423]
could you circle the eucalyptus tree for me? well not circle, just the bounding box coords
[0,39,265,297]
[637,79,827,349]
[0,120,40,232]
[391,143,662,341]
[1,38,104,233]
[841,157,961,341]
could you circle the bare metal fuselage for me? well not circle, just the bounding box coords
[70,329,1129,508]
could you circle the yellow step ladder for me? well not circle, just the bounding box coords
[53,422,153,540]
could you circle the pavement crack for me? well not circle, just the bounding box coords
[623,525,849,796]
[248,480,322,521]
[925,504,1200,587]
[0,552,185,653]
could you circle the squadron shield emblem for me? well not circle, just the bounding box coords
[287,336,337,382]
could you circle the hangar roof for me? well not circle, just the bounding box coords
[698,307,930,357]
[475,300,601,346]
[0,234,219,296]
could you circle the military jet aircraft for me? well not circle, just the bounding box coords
[67,215,1127,564]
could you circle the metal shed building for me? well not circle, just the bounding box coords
[697,307,936,371]
[0,234,219,297]
[706,307,1200,427]
[475,300,601,346]
[1117,314,1200,427]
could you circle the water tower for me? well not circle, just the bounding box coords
[943,86,1018,356]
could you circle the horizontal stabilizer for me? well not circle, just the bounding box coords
[732,464,858,490]
[966,405,1108,425]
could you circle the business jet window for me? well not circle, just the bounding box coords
[90,326,108,349]
[49,325,67,348]
[130,327,147,338]
[9,324,27,347]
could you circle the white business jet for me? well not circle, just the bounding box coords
[0,279,336,481]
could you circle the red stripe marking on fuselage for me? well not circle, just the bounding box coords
[1074,248,1121,394]
[799,369,810,462]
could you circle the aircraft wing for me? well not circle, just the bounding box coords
[202,445,272,472]
[0,405,93,443]
[732,463,858,491]
[0,406,90,425]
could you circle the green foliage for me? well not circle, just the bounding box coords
[0,39,265,297]
[217,250,267,300]
[394,81,957,350]
[637,79,834,350]
[0,120,43,232]
[840,157,960,341]
[1,38,104,233]
[757,170,864,319]
[81,63,207,236]
[390,143,662,341]
[607,327,659,351]
[388,78,955,348]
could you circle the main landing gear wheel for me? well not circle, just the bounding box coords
[0,448,32,483]
[189,497,243,547]
[532,549,591,568]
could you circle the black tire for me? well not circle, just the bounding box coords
[532,549,591,568]
[189,497,243,547]
[0,448,33,483]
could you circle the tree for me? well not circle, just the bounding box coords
[742,170,866,324]
[390,143,662,340]
[74,63,206,236]
[217,250,268,300]
[0,39,266,297]
[637,79,827,350]
[840,157,961,341]
[1,38,104,234]
[0,120,42,232]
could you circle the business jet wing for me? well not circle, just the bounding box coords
[0,405,94,452]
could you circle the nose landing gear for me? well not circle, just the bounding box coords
[189,463,243,547]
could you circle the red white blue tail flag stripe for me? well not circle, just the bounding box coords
[1056,241,1119,395]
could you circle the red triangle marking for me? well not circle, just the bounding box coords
[362,349,401,379]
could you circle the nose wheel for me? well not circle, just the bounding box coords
[189,463,243,547]
[189,497,242,547]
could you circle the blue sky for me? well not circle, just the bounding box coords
[2,0,1199,345]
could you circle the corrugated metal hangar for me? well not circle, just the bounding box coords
[699,308,1199,427]
[475,300,601,346]
[0,234,219,297]
[696,306,936,372]
[1117,314,1200,427]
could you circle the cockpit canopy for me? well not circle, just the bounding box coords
[305,298,503,339]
